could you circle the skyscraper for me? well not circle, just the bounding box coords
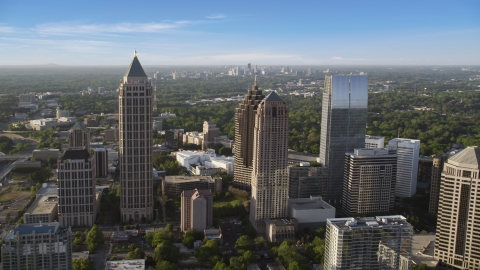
[202,121,219,150]
[435,146,480,269]
[250,91,289,229]
[324,215,413,270]
[180,189,213,232]
[234,79,265,188]
[319,75,368,203]
[57,148,96,227]
[387,138,420,198]
[342,148,397,216]
[118,51,153,222]
[69,122,90,152]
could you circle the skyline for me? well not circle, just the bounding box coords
[0,0,479,66]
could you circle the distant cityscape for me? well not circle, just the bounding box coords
[0,53,479,270]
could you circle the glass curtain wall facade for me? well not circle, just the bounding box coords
[319,75,368,203]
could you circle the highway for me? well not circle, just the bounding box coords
[0,157,27,181]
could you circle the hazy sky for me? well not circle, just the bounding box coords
[0,0,479,65]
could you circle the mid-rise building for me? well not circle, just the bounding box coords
[180,189,213,232]
[428,145,463,215]
[203,121,220,150]
[19,93,36,103]
[288,163,323,198]
[387,138,420,198]
[342,148,397,216]
[250,91,289,231]
[319,75,368,203]
[69,121,90,152]
[435,146,480,269]
[234,80,265,188]
[93,148,108,178]
[365,135,385,148]
[324,215,413,270]
[32,148,60,161]
[165,129,184,149]
[56,107,70,119]
[118,51,153,222]
[162,175,222,197]
[23,195,58,224]
[287,196,335,231]
[1,222,73,270]
[57,148,96,227]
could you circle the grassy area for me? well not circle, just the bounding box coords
[11,173,30,181]
[0,184,33,203]
[213,196,248,208]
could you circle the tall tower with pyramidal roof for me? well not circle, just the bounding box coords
[233,78,265,188]
[118,50,153,222]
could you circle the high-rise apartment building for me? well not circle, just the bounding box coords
[118,51,153,222]
[93,148,108,178]
[1,222,73,270]
[387,138,420,198]
[180,189,213,232]
[234,80,265,188]
[365,135,384,148]
[342,148,397,216]
[435,146,480,269]
[202,121,219,150]
[250,92,289,230]
[68,122,90,152]
[57,148,96,227]
[324,215,413,270]
[319,75,368,203]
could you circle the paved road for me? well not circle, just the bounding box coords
[90,230,114,270]
[0,158,27,180]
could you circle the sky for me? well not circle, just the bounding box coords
[0,0,479,65]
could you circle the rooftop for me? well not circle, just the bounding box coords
[264,91,283,101]
[124,53,147,78]
[61,148,90,162]
[164,175,214,183]
[24,195,58,215]
[411,234,438,268]
[7,222,60,239]
[70,121,87,130]
[105,259,145,270]
[37,183,59,196]
[288,196,334,210]
[266,218,295,227]
[182,189,212,197]
[328,215,412,230]
[448,146,480,169]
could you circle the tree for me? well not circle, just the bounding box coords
[412,264,429,270]
[155,261,177,270]
[126,248,145,260]
[254,236,265,249]
[195,239,222,266]
[154,241,180,263]
[72,258,96,270]
[213,261,230,270]
[235,235,254,255]
[86,224,104,253]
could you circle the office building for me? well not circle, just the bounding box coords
[180,189,213,232]
[32,148,60,162]
[165,129,184,149]
[343,148,397,216]
[288,163,323,199]
[319,75,368,203]
[69,121,90,152]
[365,135,385,148]
[118,51,153,222]
[57,148,96,227]
[93,148,108,178]
[265,218,297,243]
[417,157,433,192]
[250,91,289,230]
[428,145,463,215]
[234,79,265,188]
[435,146,480,269]
[1,222,73,270]
[387,138,420,198]
[324,215,413,270]
[23,195,58,224]
[287,196,335,231]
[202,121,220,150]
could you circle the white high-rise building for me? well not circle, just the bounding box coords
[250,91,289,230]
[324,215,413,270]
[365,135,385,148]
[118,51,153,222]
[387,138,420,198]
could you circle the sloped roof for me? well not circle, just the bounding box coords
[448,146,480,168]
[124,56,147,77]
[71,121,87,130]
[264,91,283,101]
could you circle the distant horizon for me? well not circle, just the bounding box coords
[1,1,479,65]
[1,64,480,67]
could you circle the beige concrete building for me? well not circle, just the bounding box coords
[342,148,397,216]
[69,121,90,152]
[57,148,96,227]
[162,175,221,197]
[234,80,265,188]
[23,195,58,224]
[265,218,297,243]
[180,189,213,232]
[203,121,219,150]
[435,146,480,269]
[250,91,289,231]
[118,51,153,222]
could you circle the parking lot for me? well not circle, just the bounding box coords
[220,219,246,255]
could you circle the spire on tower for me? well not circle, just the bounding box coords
[134,49,137,57]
